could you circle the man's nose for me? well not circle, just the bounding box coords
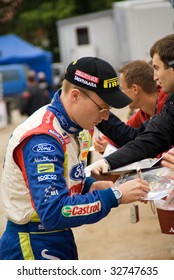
[100,110,110,121]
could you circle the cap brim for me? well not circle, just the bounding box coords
[100,89,132,109]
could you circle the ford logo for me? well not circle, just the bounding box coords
[70,162,85,181]
[32,143,56,153]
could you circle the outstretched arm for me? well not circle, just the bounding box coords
[97,111,147,147]
[91,100,174,176]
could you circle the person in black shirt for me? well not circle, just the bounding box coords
[20,70,50,117]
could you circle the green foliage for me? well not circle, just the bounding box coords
[0,0,124,61]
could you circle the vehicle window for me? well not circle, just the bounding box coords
[1,70,20,81]
[20,65,29,76]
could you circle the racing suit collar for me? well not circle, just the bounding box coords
[48,89,83,134]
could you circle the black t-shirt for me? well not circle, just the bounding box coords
[20,85,50,116]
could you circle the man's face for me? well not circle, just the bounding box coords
[119,73,140,110]
[152,53,174,93]
[69,88,111,130]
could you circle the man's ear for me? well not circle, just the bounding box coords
[132,84,139,95]
[71,88,80,102]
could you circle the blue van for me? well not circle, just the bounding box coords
[0,64,29,122]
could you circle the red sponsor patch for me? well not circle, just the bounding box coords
[75,70,99,83]
[69,183,84,196]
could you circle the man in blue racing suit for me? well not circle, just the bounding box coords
[0,57,149,260]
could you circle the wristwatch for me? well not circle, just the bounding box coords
[111,186,122,205]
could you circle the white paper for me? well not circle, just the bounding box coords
[103,143,118,157]
[116,167,174,201]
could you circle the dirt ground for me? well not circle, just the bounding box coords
[0,108,174,260]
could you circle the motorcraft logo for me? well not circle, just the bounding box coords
[37,163,55,173]
[62,201,101,217]
[103,77,119,89]
[32,143,56,153]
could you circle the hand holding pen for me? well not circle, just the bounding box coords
[136,167,149,201]
[93,129,108,154]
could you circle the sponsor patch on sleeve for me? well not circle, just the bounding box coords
[37,163,55,173]
[62,201,101,217]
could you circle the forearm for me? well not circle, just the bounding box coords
[105,115,174,170]
[97,112,145,147]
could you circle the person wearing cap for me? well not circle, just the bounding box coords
[90,34,174,178]
[0,57,149,260]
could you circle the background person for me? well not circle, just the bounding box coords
[90,34,174,177]
[37,71,51,92]
[19,70,50,117]
[94,60,167,156]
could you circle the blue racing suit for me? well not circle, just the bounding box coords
[0,90,118,260]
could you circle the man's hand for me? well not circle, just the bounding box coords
[118,178,150,204]
[161,148,174,180]
[90,159,110,180]
[89,180,114,192]
[93,136,108,154]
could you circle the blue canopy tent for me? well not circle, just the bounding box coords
[0,34,53,85]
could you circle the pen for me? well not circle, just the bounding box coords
[137,167,143,179]
[97,129,102,140]
[137,168,149,203]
